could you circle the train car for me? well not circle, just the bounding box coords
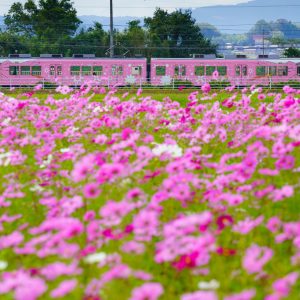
[151,55,300,87]
[0,54,147,87]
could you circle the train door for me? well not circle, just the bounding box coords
[49,64,62,78]
[111,65,123,86]
[235,64,248,85]
[297,64,300,76]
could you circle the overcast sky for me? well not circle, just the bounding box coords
[0,0,250,16]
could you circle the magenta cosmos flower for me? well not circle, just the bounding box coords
[130,282,164,300]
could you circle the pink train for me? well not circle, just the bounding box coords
[0,54,299,88]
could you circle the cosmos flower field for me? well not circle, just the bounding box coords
[0,83,300,300]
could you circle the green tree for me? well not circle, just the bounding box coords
[284,47,300,58]
[0,31,29,55]
[198,23,221,39]
[144,8,216,58]
[115,20,147,57]
[4,0,81,41]
[71,22,109,57]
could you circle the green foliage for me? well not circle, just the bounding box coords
[248,19,300,44]
[284,47,300,58]
[144,8,216,58]
[4,0,81,40]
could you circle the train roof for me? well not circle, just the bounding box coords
[0,57,147,63]
[151,57,300,63]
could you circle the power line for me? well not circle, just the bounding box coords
[0,40,296,50]
[1,3,300,8]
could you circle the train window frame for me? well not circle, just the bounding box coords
[256,66,266,76]
[50,65,55,76]
[131,66,142,76]
[268,66,277,76]
[194,66,205,76]
[235,66,241,76]
[278,66,288,76]
[174,65,186,76]
[156,66,166,76]
[70,66,80,76]
[32,66,41,76]
[242,66,248,76]
[9,66,19,76]
[206,66,216,76]
[57,66,62,76]
[93,66,103,76]
[82,66,92,76]
[21,66,30,76]
[112,65,123,76]
[217,66,227,76]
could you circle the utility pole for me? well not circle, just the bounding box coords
[110,0,114,57]
[262,28,265,57]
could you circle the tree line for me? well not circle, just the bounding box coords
[0,0,216,58]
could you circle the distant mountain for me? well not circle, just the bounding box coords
[0,0,299,34]
[192,0,300,33]
[0,16,4,30]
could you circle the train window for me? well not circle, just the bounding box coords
[268,66,277,76]
[235,66,241,76]
[297,66,300,76]
[70,66,80,76]
[217,66,227,76]
[156,66,166,76]
[9,66,19,75]
[82,66,92,76]
[132,66,142,75]
[21,66,30,75]
[256,66,266,76]
[93,66,103,75]
[174,65,186,76]
[278,66,288,76]
[57,66,62,76]
[194,66,204,76]
[50,66,55,76]
[112,65,123,75]
[242,66,247,76]
[32,66,41,76]
[206,66,216,76]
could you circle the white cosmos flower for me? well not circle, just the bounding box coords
[0,152,12,166]
[152,143,183,158]
[60,148,70,153]
[198,279,220,290]
[0,260,8,270]
[2,118,11,126]
[29,184,44,192]
[84,252,107,264]
[40,154,53,168]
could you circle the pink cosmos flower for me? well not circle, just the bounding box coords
[275,155,295,170]
[258,94,266,100]
[201,83,211,93]
[212,70,219,80]
[181,291,218,300]
[243,244,273,274]
[83,183,101,199]
[216,215,234,230]
[130,283,163,300]
[266,217,282,233]
[224,289,256,300]
[50,279,77,298]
